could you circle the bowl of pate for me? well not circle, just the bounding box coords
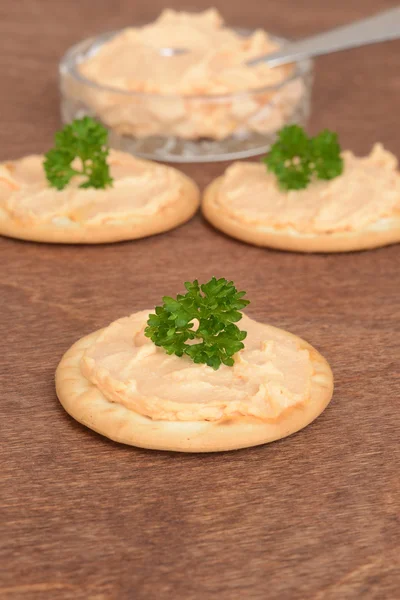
[59,9,313,163]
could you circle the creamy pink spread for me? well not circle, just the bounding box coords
[81,311,314,422]
[0,150,185,225]
[79,9,291,96]
[65,9,306,140]
[215,144,400,233]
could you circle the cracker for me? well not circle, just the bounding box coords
[202,177,400,253]
[56,325,334,453]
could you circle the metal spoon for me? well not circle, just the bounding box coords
[157,7,400,67]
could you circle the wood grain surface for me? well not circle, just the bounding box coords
[1,1,399,598]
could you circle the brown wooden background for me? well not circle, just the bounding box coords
[1,1,399,598]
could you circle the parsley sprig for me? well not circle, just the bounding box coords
[145,277,250,370]
[263,125,343,190]
[44,117,113,190]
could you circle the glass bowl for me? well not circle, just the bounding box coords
[59,29,313,163]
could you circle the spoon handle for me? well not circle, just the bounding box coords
[248,7,400,67]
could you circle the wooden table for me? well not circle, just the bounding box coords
[1,1,399,598]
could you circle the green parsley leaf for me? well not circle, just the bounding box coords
[144,277,250,370]
[264,125,312,190]
[44,117,113,190]
[310,129,343,180]
[263,125,343,190]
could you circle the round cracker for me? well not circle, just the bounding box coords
[202,177,400,253]
[0,173,199,244]
[55,326,334,453]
